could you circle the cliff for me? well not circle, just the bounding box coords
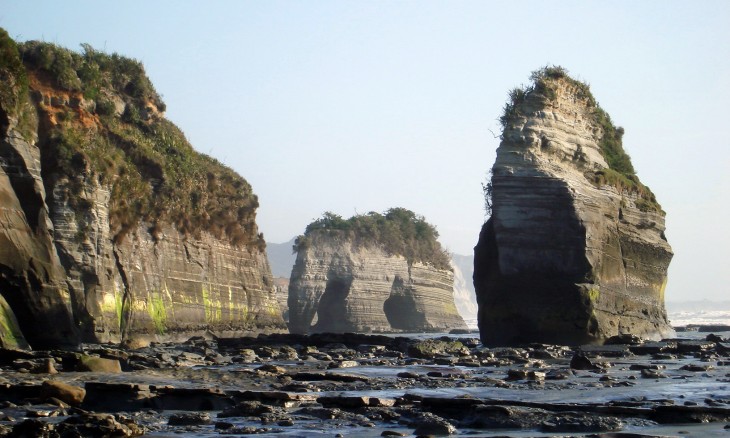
[451,254,478,328]
[288,209,467,334]
[474,67,674,346]
[0,31,285,348]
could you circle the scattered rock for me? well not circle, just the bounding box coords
[168,412,212,425]
[408,339,469,359]
[256,364,287,374]
[640,369,667,379]
[153,387,234,411]
[219,401,275,418]
[605,334,643,345]
[318,396,372,409]
[31,359,58,374]
[40,380,86,406]
[706,334,725,343]
[290,371,369,382]
[629,363,665,371]
[680,364,714,372]
[76,355,123,373]
[412,412,457,435]
[570,353,599,371]
[0,332,729,437]
[539,414,623,433]
[59,412,145,437]
[329,360,359,368]
[546,368,574,380]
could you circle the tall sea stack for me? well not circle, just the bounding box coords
[288,209,467,334]
[474,67,673,346]
[0,31,285,348]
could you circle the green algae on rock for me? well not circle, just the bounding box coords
[475,67,673,346]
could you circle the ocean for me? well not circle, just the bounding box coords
[667,301,730,327]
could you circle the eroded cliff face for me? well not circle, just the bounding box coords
[474,71,673,346]
[0,33,285,348]
[451,254,478,329]
[0,104,78,348]
[289,235,467,334]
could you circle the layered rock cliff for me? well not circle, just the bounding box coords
[288,209,467,334]
[474,67,673,346]
[451,254,478,329]
[0,31,284,348]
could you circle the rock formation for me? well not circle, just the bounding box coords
[288,209,467,334]
[0,31,285,348]
[474,67,674,346]
[451,254,478,329]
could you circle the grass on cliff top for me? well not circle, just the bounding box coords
[15,38,263,249]
[498,65,662,213]
[20,40,165,112]
[294,208,452,271]
[0,28,29,125]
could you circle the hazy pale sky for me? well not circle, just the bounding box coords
[2,1,729,302]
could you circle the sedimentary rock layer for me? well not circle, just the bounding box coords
[288,234,467,334]
[474,70,673,346]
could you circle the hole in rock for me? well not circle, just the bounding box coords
[384,277,427,331]
[312,278,351,332]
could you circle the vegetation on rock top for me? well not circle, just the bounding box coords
[0,29,28,118]
[498,65,662,213]
[0,28,36,140]
[293,208,451,270]
[4,32,264,248]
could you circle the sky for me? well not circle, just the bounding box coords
[2,1,729,302]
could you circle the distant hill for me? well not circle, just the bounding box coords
[267,238,297,278]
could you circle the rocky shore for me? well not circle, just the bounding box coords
[0,332,729,437]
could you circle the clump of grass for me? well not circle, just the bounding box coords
[294,208,451,270]
[497,65,662,213]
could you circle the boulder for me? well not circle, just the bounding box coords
[41,380,86,406]
[76,356,122,373]
[412,412,457,435]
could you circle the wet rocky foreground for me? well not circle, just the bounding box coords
[1,332,730,437]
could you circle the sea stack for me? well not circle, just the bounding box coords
[474,67,674,346]
[0,32,285,348]
[288,209,467,334]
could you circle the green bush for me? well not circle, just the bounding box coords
[95,97,116,116]
[498,87,527,129]
[0,27,29,116]
[294,208,451,270]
